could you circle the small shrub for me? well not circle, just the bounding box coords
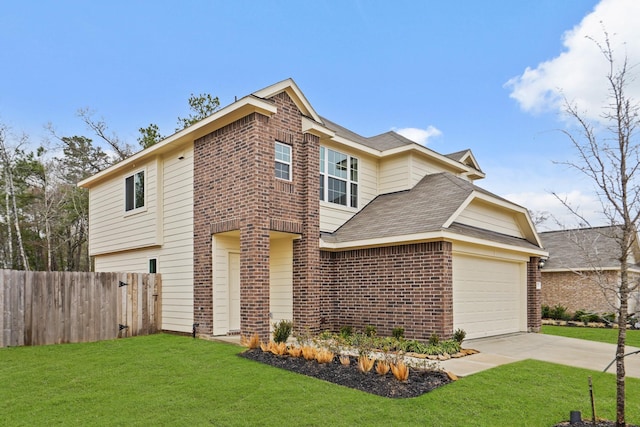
[364,325,377,337]
[288,346,302,357]
[271,342,287,356]
[241,333,260,349]
[260,341,270,352]
[301,346,316,360]
[357,355,375,373]
[339,355,351,366]
[375,360,390,375]
[272,320,293,343]
[550,305,570,321]
[541,304,551,319]
[453,328,466,344]
[428,333,440,346]
[339,325,353,338]
[390,361,409,381]
[315,349,335,364]
[392,327,405,340]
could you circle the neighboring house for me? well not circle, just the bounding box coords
[539,226,640,315]
[79,79,547,341]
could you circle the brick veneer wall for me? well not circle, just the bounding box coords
[541,270,627,314]
[319,242,454,340]
[527,257,541,332]
[193,91,319,341]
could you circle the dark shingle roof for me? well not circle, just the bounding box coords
[539,226,624,270]
[322,172,536,250]
[323,173,472,243]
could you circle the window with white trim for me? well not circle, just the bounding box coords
[275,141,291,181]
[319,146,358,208]
[125,170,145,212]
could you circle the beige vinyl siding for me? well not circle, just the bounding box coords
[319,147,377,233]
[88,159,160,255]
[93,148,195,333]
[269,238,293,325]
[379,155,410,194]
[409,153,466,186]
[457,199,524,238]
[212,235,239,336]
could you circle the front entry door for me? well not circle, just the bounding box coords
[229,252,240,332]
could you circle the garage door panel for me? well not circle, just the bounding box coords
[453,255,525,339]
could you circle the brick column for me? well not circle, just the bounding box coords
[293,132,321,334]
[527,257,542,332]
[240,223,271,341]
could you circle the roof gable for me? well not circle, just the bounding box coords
[252,78,321,122]
[540,225,640,271]
[324,172,541,250]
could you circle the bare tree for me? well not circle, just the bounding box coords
[555,32,640,426]
[0,124,30,270]
[77,108,134,162]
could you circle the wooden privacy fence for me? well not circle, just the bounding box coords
[0,270,161,348]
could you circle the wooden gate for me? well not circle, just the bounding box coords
[0,270,161,348]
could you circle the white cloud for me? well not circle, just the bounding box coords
[393,126,442,146]
[503,190,606,231]
[505,0,640,122]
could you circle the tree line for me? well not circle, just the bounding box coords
[0,94,219,271]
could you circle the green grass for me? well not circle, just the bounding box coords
[542,324,640,348]
[1,334,639,426]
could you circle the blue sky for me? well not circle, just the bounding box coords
[1,0,638,230]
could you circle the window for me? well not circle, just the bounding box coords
[319,147,358,208]
[149,258,157,274]
[275,141,291,180]
[125,170,145,212]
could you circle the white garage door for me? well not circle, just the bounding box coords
[453,254,526,339]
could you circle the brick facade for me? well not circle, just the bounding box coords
[319,242,454,340]
[541,270,639,314]
[193,92,319,341]
[192,87,540,342]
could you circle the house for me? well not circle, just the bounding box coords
[539,226,640,315]
[78,79,547,341]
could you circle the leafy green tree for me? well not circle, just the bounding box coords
[137,93,220,148]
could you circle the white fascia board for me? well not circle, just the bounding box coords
[252,78,321,122]
[456,191,543,248]
[78,96,277,188]
[382,144,469,173]
[443,193,475,228]
[301,116,336,139]
[329,134,383,157]
[320,230,548,257]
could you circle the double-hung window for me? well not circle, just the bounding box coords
[125,170,145,212]
[275,141,291,180]
[319,146,358,208]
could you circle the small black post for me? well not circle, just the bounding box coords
[192,323,199,339]
[569,411,581,424]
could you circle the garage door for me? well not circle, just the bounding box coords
[453,254,526,339]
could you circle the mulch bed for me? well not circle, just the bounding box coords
[239,349,451,398]
[553,421,638,427]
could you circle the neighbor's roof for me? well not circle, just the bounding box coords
[321,172,541,252]
[539,226,640,271]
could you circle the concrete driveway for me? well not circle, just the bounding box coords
[441,332,640,378]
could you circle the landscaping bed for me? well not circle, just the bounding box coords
[240,348,452,398]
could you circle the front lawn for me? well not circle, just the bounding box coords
[542,324,640,348]
[1,334,639,426]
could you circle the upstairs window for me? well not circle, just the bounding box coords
[319,146,358,208]
[275,141,291,181]
[125,170,145,212]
